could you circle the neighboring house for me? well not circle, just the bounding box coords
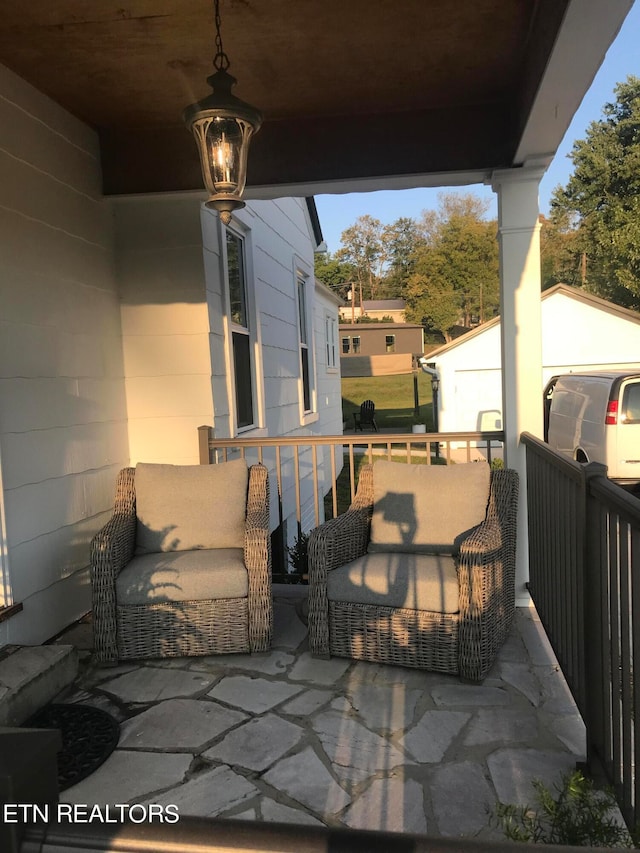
[0,63,342,646]
[339,323,425,377]
[428,285,640,435]
[339,298,406,323]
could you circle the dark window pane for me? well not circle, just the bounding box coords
[227,231,247,327]
[233,332,253,427]
[301,347,311,412]
[622,383,640,424]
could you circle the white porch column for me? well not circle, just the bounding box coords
[491,167,544,604]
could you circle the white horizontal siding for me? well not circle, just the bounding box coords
[0,62,127,640]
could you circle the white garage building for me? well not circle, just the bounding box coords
[429,285,640,435]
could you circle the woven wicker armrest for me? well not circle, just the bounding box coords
[309,508,370,578]
[90,511,136,665]
[307,508,370,657]
[244,464,272,652]
[457,470,518,681]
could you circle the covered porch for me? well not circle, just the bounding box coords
[0,1,637,849]
[46,586,582,840]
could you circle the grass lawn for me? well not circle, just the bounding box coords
[342,373,435,431]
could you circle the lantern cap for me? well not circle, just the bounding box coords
[183,68,263,130]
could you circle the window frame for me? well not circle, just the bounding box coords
[325,313,338,372]
[222,225,260,434]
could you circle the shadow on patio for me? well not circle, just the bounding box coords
[52,584,584,841]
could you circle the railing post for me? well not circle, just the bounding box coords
[582,461,608,783]
[198,425,212,465]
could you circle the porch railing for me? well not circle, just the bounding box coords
[198,426,503,538]
[522,431,640,829]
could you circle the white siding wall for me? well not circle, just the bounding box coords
[201,198,343,545]
[0,64,128,644]
[116,196,214,465]
[434,291,640,435]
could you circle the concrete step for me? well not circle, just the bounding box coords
[0,645,78,726]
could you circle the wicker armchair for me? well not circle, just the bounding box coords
[308,462,518,682]
[91,460,272,664]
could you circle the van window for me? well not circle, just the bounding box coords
[621,383,640,424]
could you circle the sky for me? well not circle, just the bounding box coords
[314,3,640,255]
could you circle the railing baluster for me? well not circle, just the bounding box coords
[312,444,320,528]
[294,445,302,531]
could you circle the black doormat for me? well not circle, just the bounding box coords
[24,704,120,791]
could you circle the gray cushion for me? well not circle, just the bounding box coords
[327,552,459,614]
[368,461,490,555]
[116,549,248,605]
[135,459,248,554]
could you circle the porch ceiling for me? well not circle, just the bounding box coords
[0,0,632,197]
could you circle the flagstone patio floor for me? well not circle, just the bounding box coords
[52,585,585,841]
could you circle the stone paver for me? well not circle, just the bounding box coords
[48,593,585,843]
[346,683,422,732]
[342,777,428,834]
[432,684,511,707]
[312,709,411,780]
[263,746,352,815]
[288,652,351,685]
[207,675,302,713]
[463,709,538,746]
[190,650,296,677]
[99,667,214,703]
[488,747,577,806]
[119,698,247,750]
[281,687,333,715]
[146,764,259,817]
[61,750,192,804]
[401,710,470,763]
[203,713,304,770]
[431,761,496,836]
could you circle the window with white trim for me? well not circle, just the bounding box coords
[385,334,396,353]
[297,273,311,413]
[225,228,255,429]
[352,335,361,354]
[342,336,351,354]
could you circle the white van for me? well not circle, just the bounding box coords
[546,371,640,486]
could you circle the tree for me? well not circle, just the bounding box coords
[550,76,640,309]
[404,193,499,341]
[539,213,582,290]
[380,217,423,297]
[335,215,386,302]
[314,251,355,296]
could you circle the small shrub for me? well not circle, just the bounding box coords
[491,770,636,847]
[491,457,504,470]
[287,532,309,577]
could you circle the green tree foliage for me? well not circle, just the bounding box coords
[550,76,640,309]
[404,193,499,341]
[335,215,386,301]
[539,213,582,290]
[314,251,355,296]
[380,217,424,297]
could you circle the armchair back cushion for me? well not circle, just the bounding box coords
[135,458,249,554]
[368,460,490,554]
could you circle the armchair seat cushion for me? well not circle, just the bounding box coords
[327,552,460,614]
[116,548,248,605]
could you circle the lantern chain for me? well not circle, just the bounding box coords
[213,0,231,71]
